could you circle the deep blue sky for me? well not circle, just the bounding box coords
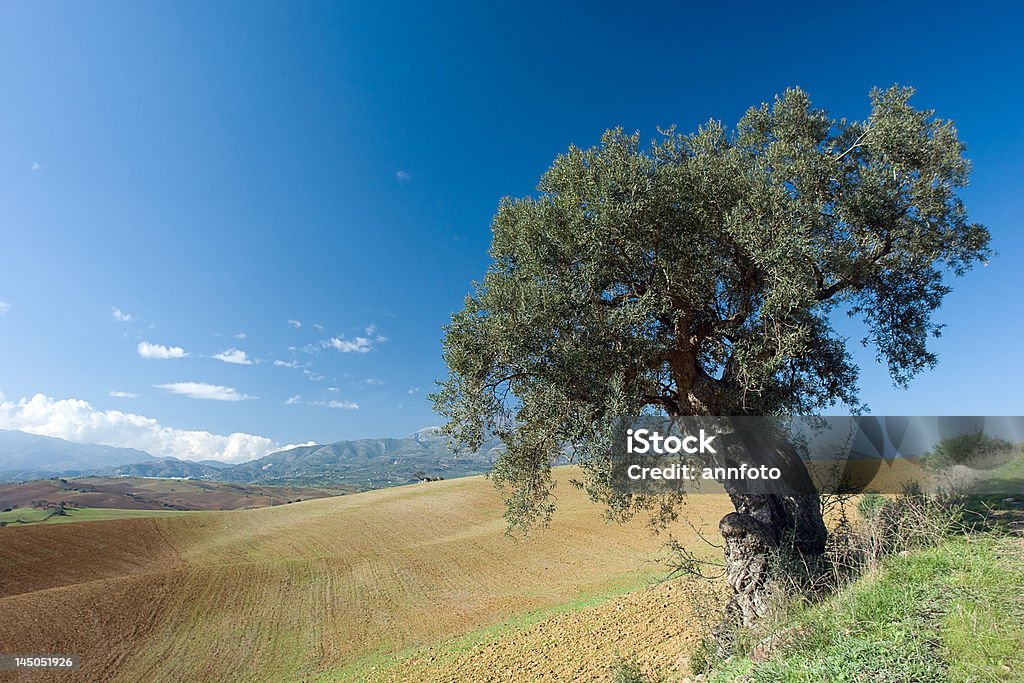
[1,1,1022,461]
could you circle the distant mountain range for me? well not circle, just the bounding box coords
[0,428,502,489]
[0,430,160,481]
[220,426,503,488]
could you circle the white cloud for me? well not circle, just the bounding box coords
[408,387,420,395]
[324,336,374,354]
[213,348,253,365]
[288,319,302,329]
[284,395,358,410]
[279,440,317,450]
[30,162,41,172]
[138,341,187,359]
[0,301,9,315]
[112,307,133,322]
[395,170,411,182]
[323,400,359,410]
[273,359,301,368]
[0,393,277,463]
[234,332,247,340]
[156,382,254,401]
[109,390,138,398]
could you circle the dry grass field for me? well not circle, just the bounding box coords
[0,469,733,682]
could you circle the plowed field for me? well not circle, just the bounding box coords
[0,469,732,682]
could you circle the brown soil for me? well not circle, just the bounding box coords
[0,470,733,682]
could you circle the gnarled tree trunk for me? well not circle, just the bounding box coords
[715,424,827,636]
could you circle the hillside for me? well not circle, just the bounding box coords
[705,536,1024,682]
[220,428,503,488]
[0,430,157,481]
[0,468,733,682]
[0,476,349,513]
[106,458,228,479]
[0,428,501,490]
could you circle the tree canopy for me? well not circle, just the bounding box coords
[433,86,991,530]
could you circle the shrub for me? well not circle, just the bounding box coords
[856,493,886,521]
[925,432,1016,470]
[687,636,715,676]
[609,657,662,683]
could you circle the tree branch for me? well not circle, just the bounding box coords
[834,130,869,162]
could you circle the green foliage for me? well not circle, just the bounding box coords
[433,85,990,530]
[857,492,886,521]
[687,636,715,676]
[925,432,1017,470]
[609,657,663,683]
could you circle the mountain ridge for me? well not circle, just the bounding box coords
[0,428,498,488]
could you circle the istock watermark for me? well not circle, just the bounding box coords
[625,427,719,455]
[609,416,1024,496]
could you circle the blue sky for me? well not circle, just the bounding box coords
[1,1,1022,461]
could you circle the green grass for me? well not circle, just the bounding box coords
[985,454,1024,491]
[0,506,190,526]
[707,536,1024,683]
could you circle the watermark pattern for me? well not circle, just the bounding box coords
[610,416,1024,496]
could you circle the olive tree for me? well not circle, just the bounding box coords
[432,86,990,626]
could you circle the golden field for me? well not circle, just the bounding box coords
[0,469,733,682]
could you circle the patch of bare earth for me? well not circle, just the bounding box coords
[0,571,184,683]
[0,518,180,597]
[0,518,184,683]
[364,576,728,682]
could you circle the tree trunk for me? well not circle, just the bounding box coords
[714,424,828,635]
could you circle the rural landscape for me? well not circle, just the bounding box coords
[1,426,1022,681]
[1,462,735,681]
[2,2,1023,682]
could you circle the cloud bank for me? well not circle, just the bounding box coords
[0,393,278,463]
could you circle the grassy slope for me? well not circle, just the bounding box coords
[0,476,346,511]
[0,506,190,526]
[709,536,1024,683]
[0,468,732,683]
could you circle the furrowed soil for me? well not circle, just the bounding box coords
[0,469,732,682]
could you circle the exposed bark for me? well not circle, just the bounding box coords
[718,492,826,626]
[715,424,828,634]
